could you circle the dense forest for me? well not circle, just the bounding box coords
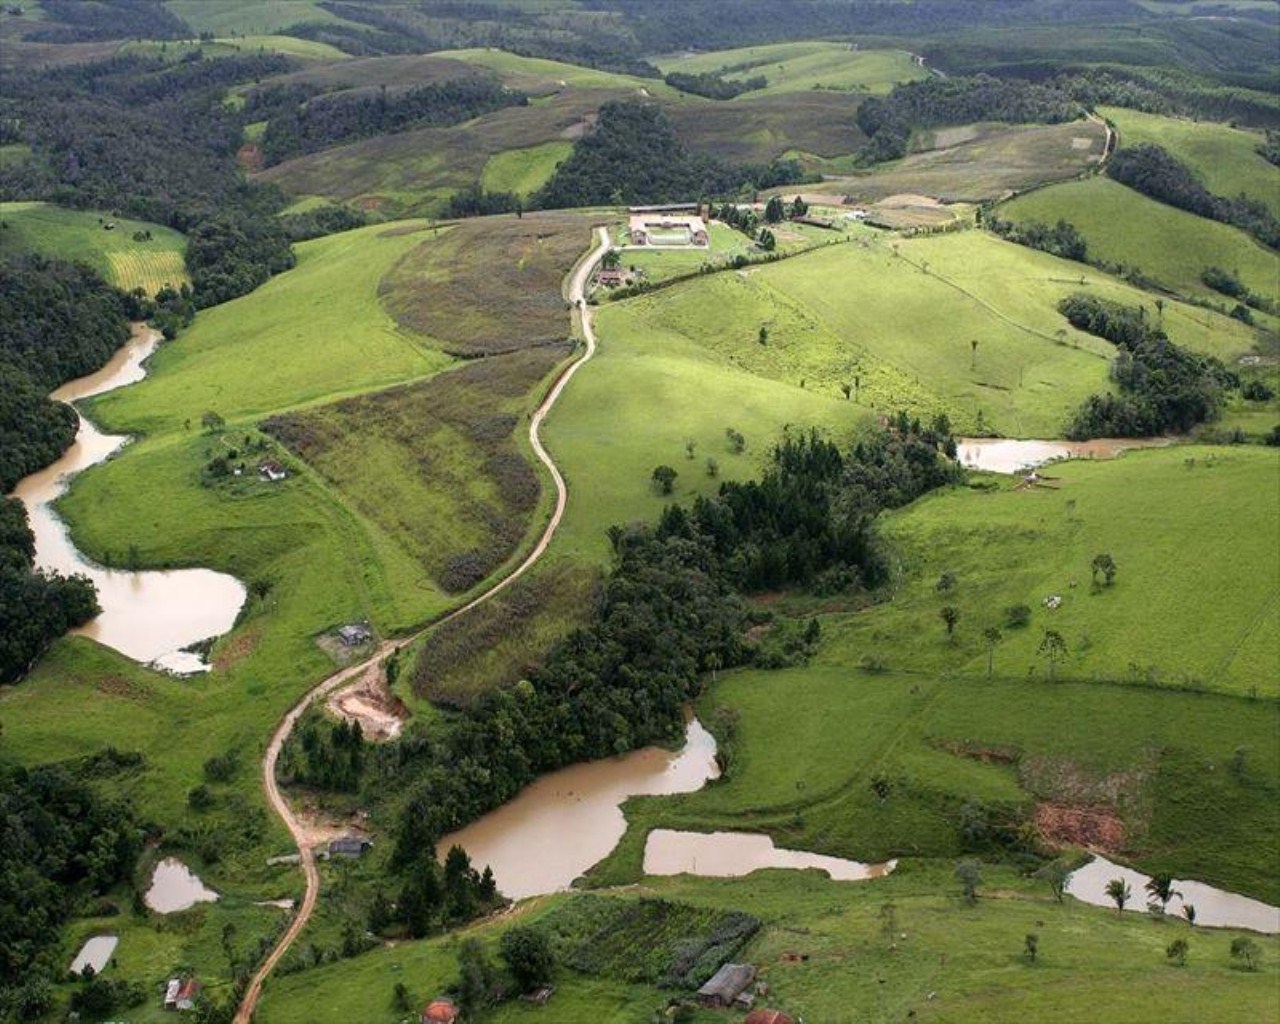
[856,75,1082,162]
[0,757,140,1020]
[985,216,1089,263]
[536,101,812,209]
[663,71,768,101]
[258,78,528,166]
[0,54,296,307]
[278,424,960,890]
[1107,143,1280,250]
[1058,294,1236,438]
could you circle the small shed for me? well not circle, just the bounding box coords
[596,268,627,286]
[328,835,372,858]
[163,978,180,1009]
[259,459,287,482]
[696,963,756,1008]
[175,978,202,1011]
[337,623,372,647]
[421,998,460,1024]
[746,1011,795,1024]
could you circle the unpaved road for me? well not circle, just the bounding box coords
[234,226,611,1023]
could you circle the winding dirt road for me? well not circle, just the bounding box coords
[234,226,611,1023]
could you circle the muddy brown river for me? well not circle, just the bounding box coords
[645,829,896,882]
[9,326,245,672]
[439,716,719,899]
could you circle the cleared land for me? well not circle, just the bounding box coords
[795,119,1108,202]
[656,40,928,97]
[0,200,189,294]
[1001,176,1280,308]
[480,140,573,197]
[1100,105,1280,218]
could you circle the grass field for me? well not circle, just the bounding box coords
[0,200,189,294]
[1001,176,1280,309]
[252,867,1278,1024]
[656,40,928,97]
[1100,106,1280,218]
[163,0,346,36]
[480,140,573,197]
[433,47,681,99]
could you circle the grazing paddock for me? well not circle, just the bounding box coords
[669,91,867,165]
[380,211,597,356]
[481,140,574,197]
[0,200,189,294]
[1001,176,1280,310]
[265,345,570,596]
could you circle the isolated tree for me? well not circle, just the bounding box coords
[705,457,719,478]
[457,939,493,1019]
[764,195,785,223]
[651,465,678,495]
[758,324,769,345]
[1230,937,1260,971]
[1090,553,1117,588]
[840,382,852,400]
[791,195,809,217]
[854,374,861,401]
[1182,903,1197,927]
[758,228,777,251]
[1105,877,1132,915]
[201,410,225,432]
[878,902,898,944]
[685,439,697,460]
[955,859,982,905]
[1034,859,1070,903]
[1038,629,1067,681]
[1162,938,1189,967]
[974,626,1002,679]
[601,248,621,270]
[936,571,957,593]
[970,338,979,370]
[1145,874,1179,913]
[1024,932,1039,963]
[704,651,722,682]
[725,427,746,453]
[940,605,960,640]
[500,926,554,991]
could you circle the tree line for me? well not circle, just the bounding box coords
[257,78,529,167]
[663,71,767,101]
[1058,294,1238,439]
[0,53,297,309]
[1106,143,1280,250]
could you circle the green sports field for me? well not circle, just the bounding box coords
[0,200,189,294]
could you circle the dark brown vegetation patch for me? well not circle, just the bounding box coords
[412,560,599,707]
[1035,802,1128,854]
[264,345,570,594]
[670,91,867,164]
[380,211,596,356]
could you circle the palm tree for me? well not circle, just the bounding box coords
[1105,877,1132,915]
[1145,874,1179,912]
[940,605,960,640]
[982,626,1003,679]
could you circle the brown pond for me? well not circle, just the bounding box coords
[9,326,245,672]
[644,829,896,882]
[439,716,719,899]
[957,437,1171,475]
[145,857,219,913]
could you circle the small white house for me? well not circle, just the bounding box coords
[163,978,180,1010]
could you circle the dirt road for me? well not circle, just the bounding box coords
[234,225,611,1023]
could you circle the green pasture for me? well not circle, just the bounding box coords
[1101,106,1280,218]
[0,200,188,294]
[163,0,346,36]
[215,34,350,60]
[435,47,682,99]
[89,221,452,434]
[1000,176,1280,310]
[480,140,573,197]
[252,866,1277,1024]
[656,40,928,96]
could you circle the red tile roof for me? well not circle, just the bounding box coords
[422,999,459,1024]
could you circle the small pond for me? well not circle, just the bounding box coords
[145,857,219,914]
[644,829,896,881]
[1066,855,1280,934]
[957,437,1169,475]
[69,935,118,976]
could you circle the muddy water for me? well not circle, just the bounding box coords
[9,327,245,673]
[439,717,719,899]
[957,437,1170,475]
[1066,855,1280,934]
[645,829,896,882]
[70,935,118,975]
[145,857,219,914]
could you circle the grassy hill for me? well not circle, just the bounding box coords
[655,40,929,97]
[1100,106,1280,218]
[1000,176,1280,310]
[0,201,189,295]
[164,0,348,36]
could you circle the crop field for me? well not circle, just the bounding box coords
[0,200,189,294]
[481,140,573,197]
[656,40,928,97]
[1001,176,1280,309]
[379,211,597,355]
[264,345,570,597]
[251,866,1277,1024]
[800,119,1107,203]
[1100,106,1280,218]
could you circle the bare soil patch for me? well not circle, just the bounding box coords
[1035,802,1128,853]
[327,657,409,741]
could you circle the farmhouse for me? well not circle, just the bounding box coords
[338,623,372,646]
[174,978,202,1011]
[163,978,180,1010]
[596,267,628,287]
[696,963,756,1008]
[421,997,460,1024]
[627,210,709,248]
[328,835,373,858]
[259,459,287,482]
